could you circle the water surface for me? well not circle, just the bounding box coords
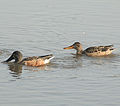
[0,0,120,106]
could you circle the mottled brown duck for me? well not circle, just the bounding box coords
[64,42,115,56]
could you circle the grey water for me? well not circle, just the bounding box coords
[0,0,120,106]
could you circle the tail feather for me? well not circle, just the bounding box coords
[39,54,54,60]
[41,54,54,64]
[105,45,114,48]
[110,48,116,51]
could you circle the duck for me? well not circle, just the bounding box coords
[3,51,54,66]
[64,42,115,56]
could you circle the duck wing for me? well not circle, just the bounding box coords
[21,54,54,66]
[84,45,115,56]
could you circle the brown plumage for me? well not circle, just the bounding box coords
[4,51,54,66]
[64,42,115,56]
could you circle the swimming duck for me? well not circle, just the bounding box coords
[4,51,54,66]
[64,42,115,56]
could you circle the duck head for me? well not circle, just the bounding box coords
[5,51,23,63]
[64,42,83,55]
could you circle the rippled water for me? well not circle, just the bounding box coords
[0,0,120,106]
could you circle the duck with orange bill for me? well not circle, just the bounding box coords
[64,42,115,56]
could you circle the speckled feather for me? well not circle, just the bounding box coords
[84,45,113,53]
[64,42,115,56]
[84,45,115,56]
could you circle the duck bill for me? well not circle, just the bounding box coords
[64,45,74,49]
[5,55,14,62]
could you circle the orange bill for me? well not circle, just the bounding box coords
[64,45,74,49]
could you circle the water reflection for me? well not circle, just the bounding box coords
[8,63,22,77]
[0,51,2,55]
[8,62,53,78]
[25,65,52,72]
[86,54,117,66]
[73,54,82,60]
[58,55,83,69]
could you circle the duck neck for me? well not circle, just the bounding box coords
[76,45,83,55]
[15,57,22,63]
[76,50,83,55]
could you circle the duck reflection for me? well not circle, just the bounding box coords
[8,62,52,77]
[8,63,22,77]
[24,64,52,72]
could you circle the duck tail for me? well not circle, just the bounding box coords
[105,45,114,48]
[47,54,55,61]
[110,48,116,51]
[40,54,54,64]
[40,54,54,60]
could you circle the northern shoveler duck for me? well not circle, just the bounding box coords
[4,51,54,66]
[64,42,115,56]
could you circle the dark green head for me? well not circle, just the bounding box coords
[5,51,23,63]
